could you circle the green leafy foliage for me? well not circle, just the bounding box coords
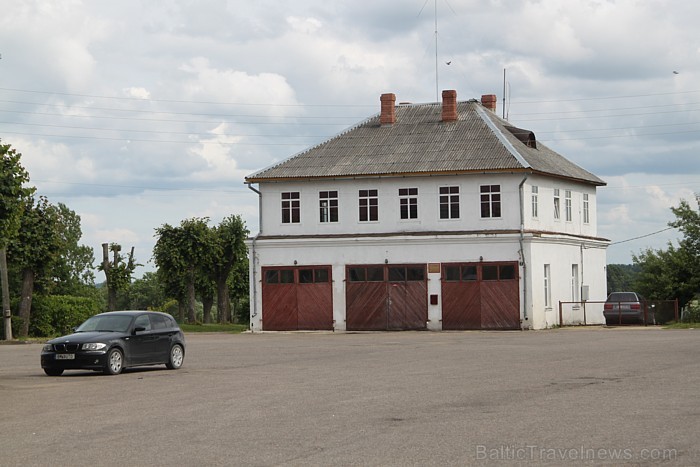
[606,264,640,294]
[29,294,102,337]
[0,141,35,248]
[633,196,700,310]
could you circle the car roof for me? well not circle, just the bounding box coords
[95,311,172,317]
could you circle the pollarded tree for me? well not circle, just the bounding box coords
[98,243,138,311]
[209,215,248,323]
[153,218,216,323]
[0,141,35,340]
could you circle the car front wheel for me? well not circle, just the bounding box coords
[166,344,184,370]
[104,348,124,375]
[44,368,64,376]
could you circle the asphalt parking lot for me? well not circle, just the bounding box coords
[1,327,699,466]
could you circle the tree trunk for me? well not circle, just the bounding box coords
[18,268,34,337]
[216,277,231,324]
[0,247,13,340]
[202,294,213,324]
[102,243,117,311]
[177,302,185,323]
[186,271,196,323]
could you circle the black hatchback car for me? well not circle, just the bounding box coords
[41,311,185,376]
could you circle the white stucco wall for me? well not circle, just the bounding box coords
[258,174,525,237]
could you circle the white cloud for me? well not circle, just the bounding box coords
[1,0,699,274]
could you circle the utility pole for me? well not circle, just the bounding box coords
[1,248,13,340]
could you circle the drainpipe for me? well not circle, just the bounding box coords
[246,183,262,322]
[518,175,529,323]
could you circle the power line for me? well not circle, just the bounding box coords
[609,227,675,246]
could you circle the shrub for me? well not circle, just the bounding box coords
[681,300,700,323]
[30,295,102,337]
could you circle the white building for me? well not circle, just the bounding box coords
[245,90,609,331]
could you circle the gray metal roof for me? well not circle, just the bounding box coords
[246,100,605,186]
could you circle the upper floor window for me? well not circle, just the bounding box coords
[439,186,460,219]
[531,186,539,218]
[359,189,378,222]
[399,188,418,219]
[281,192,300,224]
[565,190,572,222]
[583,194,590,224]
[319,191,338,223]
[480,185,501,218]
[553,189,561,220]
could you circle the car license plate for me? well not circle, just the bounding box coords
[56,354,75,360]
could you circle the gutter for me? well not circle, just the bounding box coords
[246,183,262,321]
[518,175,529,323]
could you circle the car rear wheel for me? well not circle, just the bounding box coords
[44,368,64,376]
[104,348,124,375]
[166,344,184,370]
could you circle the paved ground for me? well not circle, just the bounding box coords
[1,327,699,466]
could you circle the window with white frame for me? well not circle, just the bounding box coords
[565,190,572,222]
[319,191,338,223]
[583,194,590,224]
[281,192,300,224]
[553,189,561,220]
[399,188,418,219]
[439,186,460,219]
[544,264,551,308]
[359,189,378,222]
[480,184,501,218]
[531,186,539,218]
[571,264,579,302]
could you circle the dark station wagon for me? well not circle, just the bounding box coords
[41,311,185,376]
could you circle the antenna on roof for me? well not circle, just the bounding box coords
[502,68,511,120]
[434,0,439,102]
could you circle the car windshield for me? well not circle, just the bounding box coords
[76,315,133,333]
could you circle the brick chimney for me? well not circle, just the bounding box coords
[442,90,458,122]
[380,93,396,125]
[481,94,497,112]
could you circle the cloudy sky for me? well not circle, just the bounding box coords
[1,0,698,277]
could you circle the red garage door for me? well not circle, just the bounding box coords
[441,262,520,330]
[262,266,333,331]
[346,264,427,331]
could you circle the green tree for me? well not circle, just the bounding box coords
[633,196,700,310]
[7,196,62,337]
[606,264,640,294]
[51,203,96,294]
[153,218,215,323]
[209,215,248,323]
[119,272,165,311]
[0,141,35,340]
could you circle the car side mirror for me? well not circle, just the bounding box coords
[133,326,146,334]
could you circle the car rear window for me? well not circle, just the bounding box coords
[607,292,639,302]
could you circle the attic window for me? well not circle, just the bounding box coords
[504,125,537,149]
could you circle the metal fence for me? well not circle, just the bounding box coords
[558,299,679,327]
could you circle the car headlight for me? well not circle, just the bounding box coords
[42,344,53,352]
[81,343,107,351]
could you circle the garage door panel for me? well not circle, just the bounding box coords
[442,282,481,330]
[441,262,520,330]
[346,282,387,331]
[480,282,520,330]
[262,284,297,331]
[396,282,428,330]
[297,283,333,330]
